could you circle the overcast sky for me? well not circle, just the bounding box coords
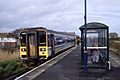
[0,0,120,35]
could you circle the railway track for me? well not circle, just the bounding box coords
[5,69,30,80]
[14,46,77,80]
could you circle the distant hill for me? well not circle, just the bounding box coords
[12,29,21,37]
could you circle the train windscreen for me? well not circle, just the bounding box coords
[20,33,26,46]
[39,31,46,46]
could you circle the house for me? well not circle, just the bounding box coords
[109,32,118,38]
[0,33,18,48]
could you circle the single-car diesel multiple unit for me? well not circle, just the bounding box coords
[20,27,76,64]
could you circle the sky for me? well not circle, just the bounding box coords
[0,0,120,35]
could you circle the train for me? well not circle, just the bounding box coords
[19,27,76,65]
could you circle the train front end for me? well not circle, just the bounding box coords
[20,29,49,64]
[38,31,48,60]
[20,32,27,60]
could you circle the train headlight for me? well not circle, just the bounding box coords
[21,48,27,52]
[42,52,45,54]
[40,48,46,51]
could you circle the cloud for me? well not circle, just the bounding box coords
[0,0,120,35]
[0,0,83,34]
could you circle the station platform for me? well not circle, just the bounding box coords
[33,46,120,80]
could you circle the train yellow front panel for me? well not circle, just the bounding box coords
[20,47,27,58]
[39,46,48,59]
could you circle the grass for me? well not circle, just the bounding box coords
[0,49,19,62]
[0,48,26,79]
[109,39,120,56]
[112,40,120,43]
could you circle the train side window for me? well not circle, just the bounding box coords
[56,36,64,45]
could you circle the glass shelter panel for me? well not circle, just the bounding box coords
[82,28,108,68]
[87,32,98,47]
[80,22,109,69]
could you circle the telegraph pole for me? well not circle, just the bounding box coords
[83,0,88,72]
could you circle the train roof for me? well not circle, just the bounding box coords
[20,27,76,36]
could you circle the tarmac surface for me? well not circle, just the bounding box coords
[33,46,120,80]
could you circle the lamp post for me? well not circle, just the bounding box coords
[83,0,88,72]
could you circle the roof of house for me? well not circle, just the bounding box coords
[0,33,18,39]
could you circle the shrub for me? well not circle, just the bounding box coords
[0,67,4,78]
[0,59,26,79]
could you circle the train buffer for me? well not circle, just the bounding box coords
[16,46,120,80]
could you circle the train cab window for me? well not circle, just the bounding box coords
[20,33,26,46]
[39,31,46,46]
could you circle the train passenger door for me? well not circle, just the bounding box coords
[27,33,36,57]
[51,34,55,55]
